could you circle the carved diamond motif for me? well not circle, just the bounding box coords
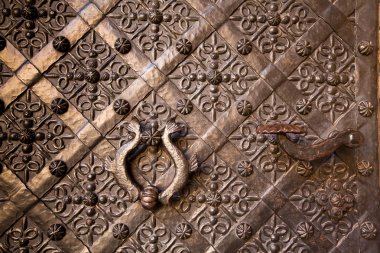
[43,152,130,246]
[290,157,357,242]
[230,94,317,183]
[0,0,76,58]
[116,216,190,253]
[289,34,356,123]
[107,91,198,188]
[237,215,311,253]
[0,0,377,252]
[0,90,74,182]
[45,30,138,121]
[230,0,317,62]
[0,216,64,252]
[175,153,260,244]
[169,32,259,122]
[108,0,199,60]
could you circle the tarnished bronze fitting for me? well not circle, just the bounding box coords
[140,186,159,210]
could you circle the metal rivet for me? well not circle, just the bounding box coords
[358,41,374,56]
[115,38,132,54]
[0,35,6,51]
[47,224,66,241]
[113,223,130,240]
[176,38,192,55]
[51,98,69,114]
[358,101,374,117]
[52,36,71,53]
[361,221,377,240]
[177,98,193,115]
[237,38,252,55]
[49,160,68,177]
[113,99,130,115]
[295,40,312,57]
[237,100,253,116]
[236,223,252,239]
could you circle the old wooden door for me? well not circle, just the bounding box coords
[0,0,378,252]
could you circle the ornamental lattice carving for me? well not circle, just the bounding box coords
[45,30,138,121]
[106,91,198,188]
[290,158,357,242]
[237,215,311,253]
[0,0,378,252]
[0,0,76,58]
[43,152,130,246]
[116,216,190,253]
[0,90,74,182]
[230,94,317,183]
[0,216,65,252]
[169,32,259,122]
[175,153,259,244]
[289,34,356,123]
[230,0,317,62]
[108,0,199,60]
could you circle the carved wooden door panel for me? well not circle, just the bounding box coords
[0,0,379,252]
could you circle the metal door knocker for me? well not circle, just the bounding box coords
[105,118,197,210]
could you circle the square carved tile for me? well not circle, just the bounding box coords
[0,0,378,252]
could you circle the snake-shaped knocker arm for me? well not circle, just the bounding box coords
[105,118,197,210]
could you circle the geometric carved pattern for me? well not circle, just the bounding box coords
[106,91,198,187]
[289,34,356,123]
[45,30,138,122]
[176,153,260,244]
[230,0,317,62]
[230,94,316,183]
[290,158,357,242]
[237,215,311,252]
[0,0,378,252]
[43,152,130,246]
[169,33,259,122]
[116,216,190,253]
[0,0,76,58]
[0,90,74,182]
[108,0,200,60]
[0,216,64,252]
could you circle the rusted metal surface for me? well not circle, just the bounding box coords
[0,0,379,252]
